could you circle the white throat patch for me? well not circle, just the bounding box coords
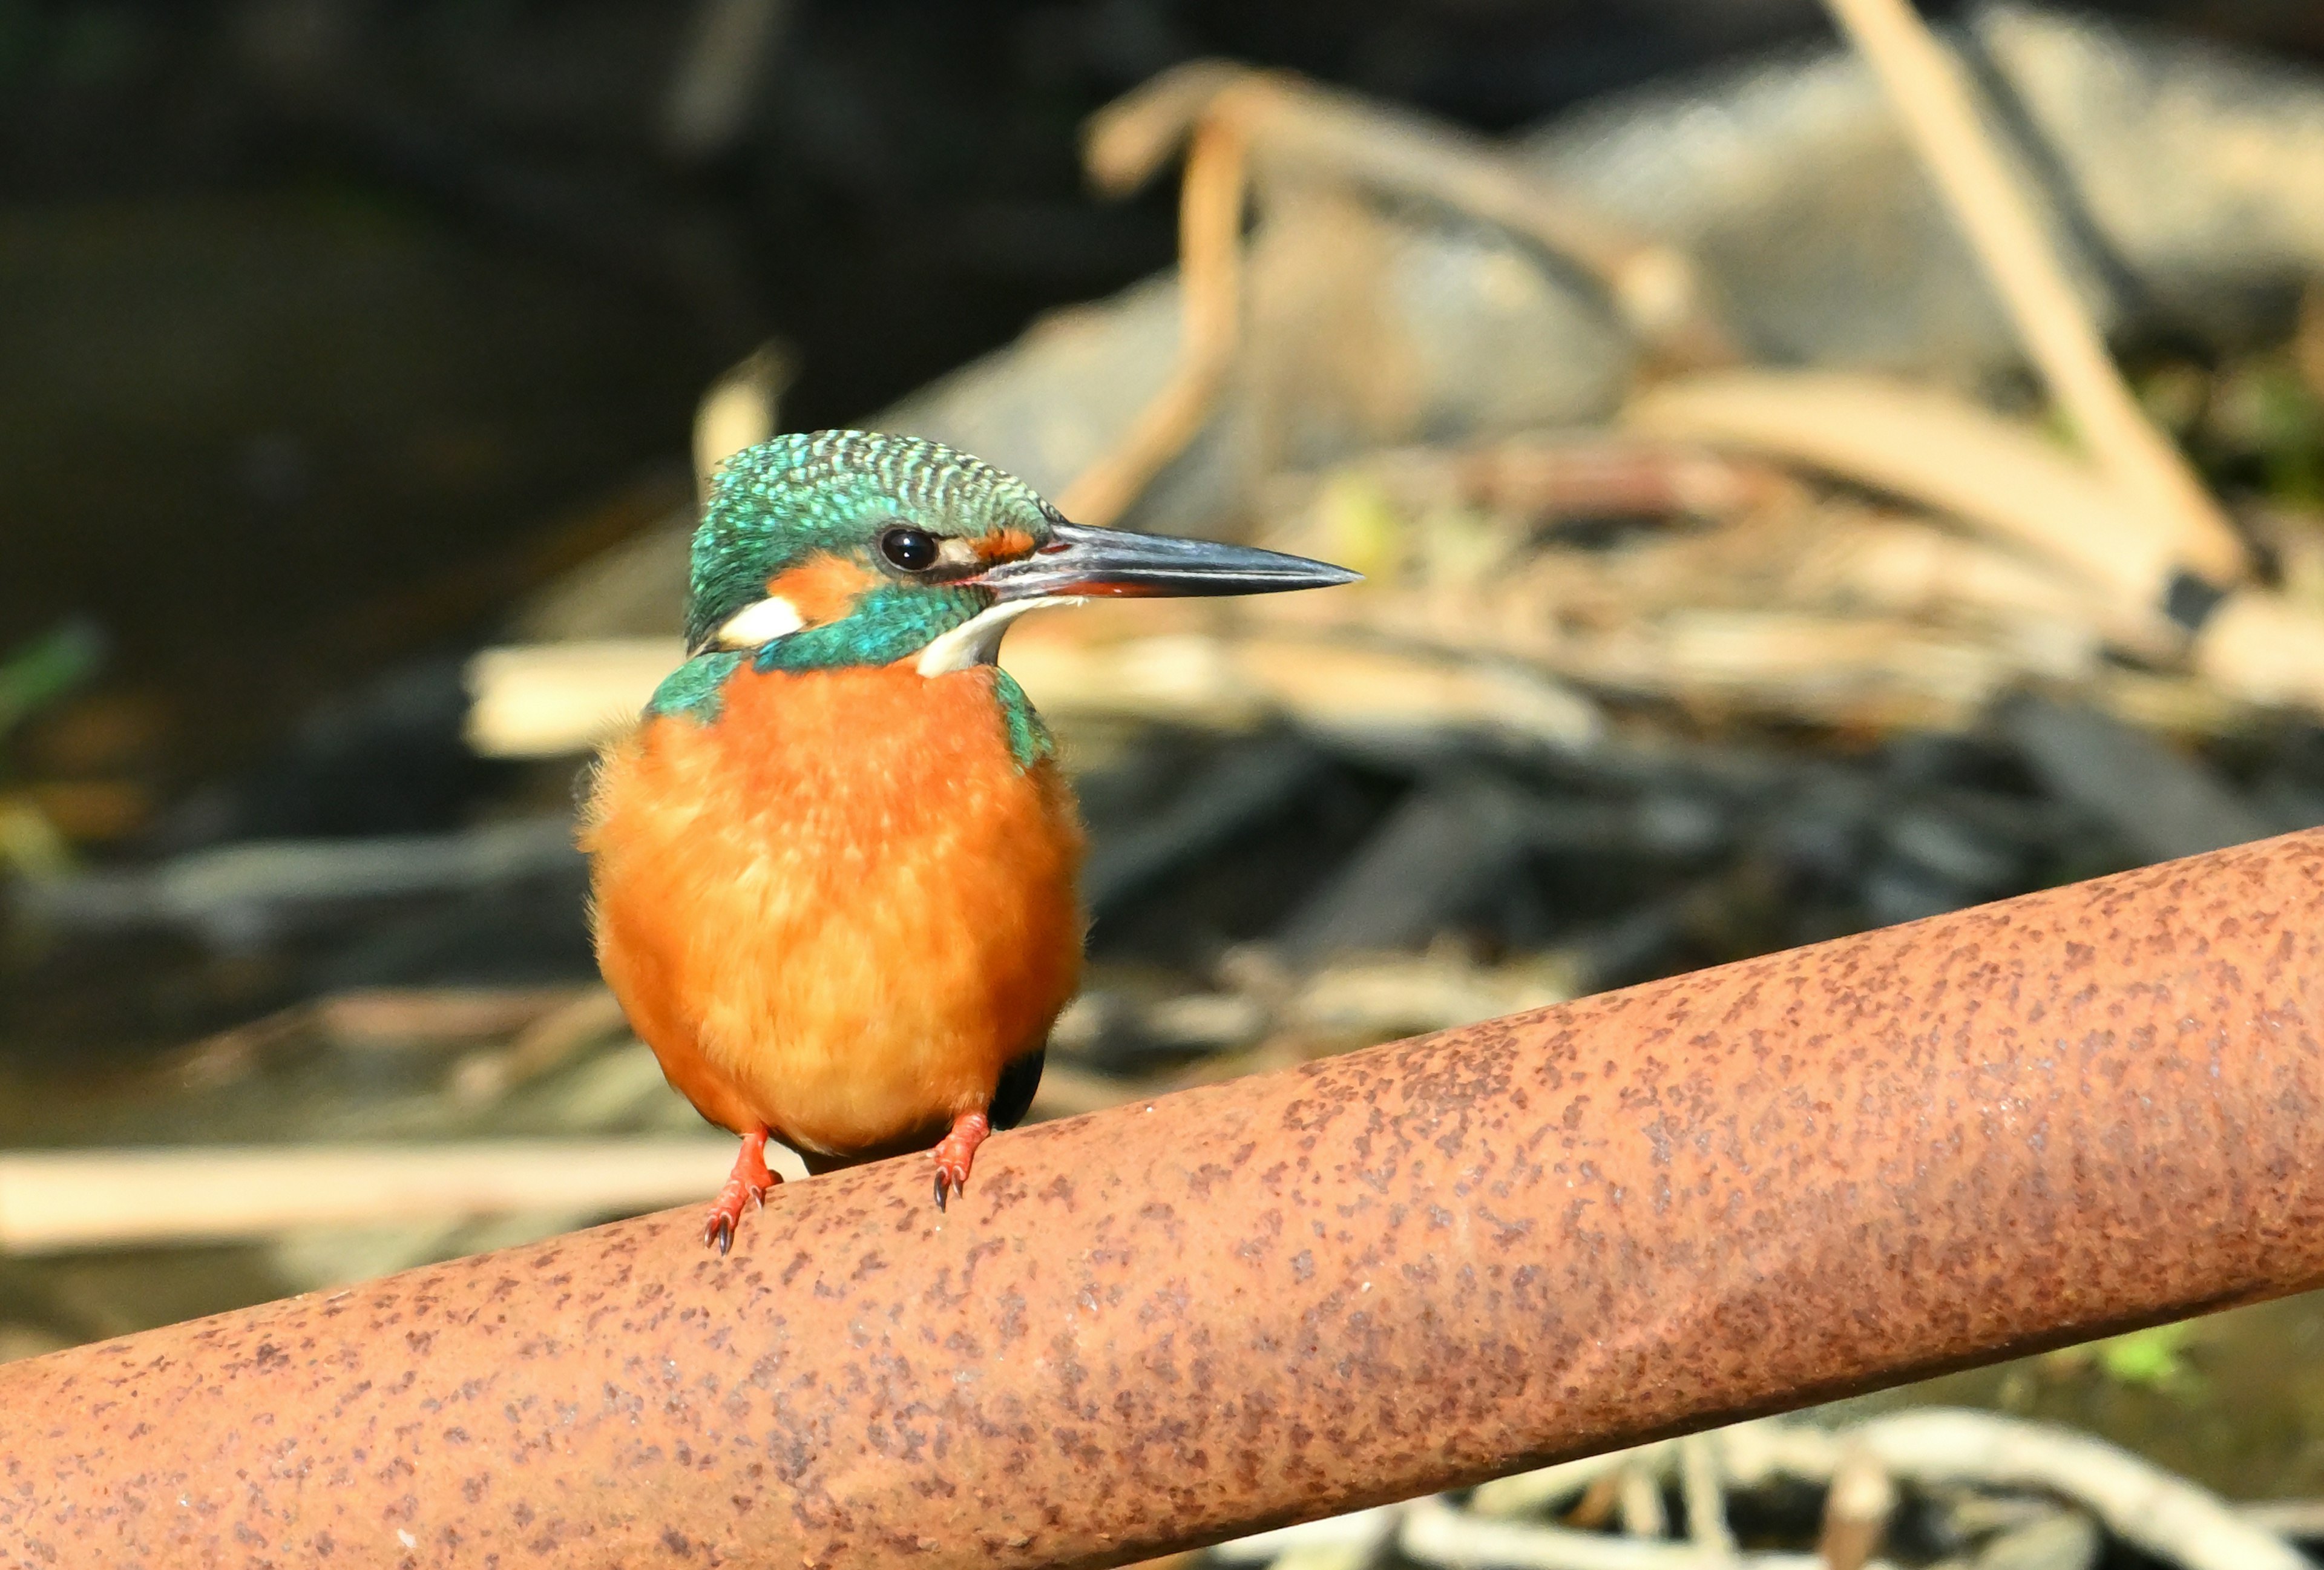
[915,597,1081,677]
[714,596,806,650]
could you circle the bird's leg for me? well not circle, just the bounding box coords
[929,1109,991,1210]
[703,1126,779,1255]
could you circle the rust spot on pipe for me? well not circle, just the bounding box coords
[5,832,2324,1568]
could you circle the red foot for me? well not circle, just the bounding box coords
[703,1128,780,1255]
[928,1111,991,1211]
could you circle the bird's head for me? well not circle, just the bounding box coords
[674,430,1357,687]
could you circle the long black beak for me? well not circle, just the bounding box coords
[976,521,1361,602]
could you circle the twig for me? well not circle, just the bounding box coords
[1847,1409,2306,1570]
[663,0,792,160]
[1086,64,1730,360]
[1212,1503,1408,1564]
[466,638,676,757]
[1679,1435,1737,1561]
[448,987,638,1106]
[1718,1411,2311,1566]
[1816,1447,1895,1570]
[1083,62,1255,195]
[1540,609,2026,733]
[1469,1445,1662,1520]
[1818,0,2248,587]
[1402,1497,1891,1570]
[2237,1500,2324,1540]
[1619,1460,1670,1539]
[1065,62,1738,527]
[1972,1513,2099,1570]
[462,629,1603,760]
[693,341,792,498]
[1709,1419,1847,1491]
[1939,1495,2074,1542]
[1239,1412,2322,1570]
[1424,438,1790,525]
[1624,370,2180,651]
[307,986,600,1051]
[502,987,634,1083]
[1005,626,1603,752]
[0,1140,738,1253]
[1058,108,1250,527]
[1567,1473,1627,1531]
[2190,591,2324,715]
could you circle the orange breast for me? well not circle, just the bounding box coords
[580,662,1083,1159]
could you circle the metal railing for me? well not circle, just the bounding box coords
[5,830,2322,1568]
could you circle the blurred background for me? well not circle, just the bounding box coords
[12,1,2324,1563]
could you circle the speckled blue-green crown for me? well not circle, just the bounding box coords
[685,430,1060,653]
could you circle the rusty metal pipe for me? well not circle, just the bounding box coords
[7,832,2324,1568]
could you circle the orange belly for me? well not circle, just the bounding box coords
[580,661,1083,1159]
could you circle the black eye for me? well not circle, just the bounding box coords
[879,527,940,572]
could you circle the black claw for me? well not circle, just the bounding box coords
[933,1174,950,1211]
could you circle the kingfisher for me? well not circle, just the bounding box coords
[582,430,1356,1251]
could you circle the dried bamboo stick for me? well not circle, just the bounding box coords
[1626,371,2178,624]
[1817,1447,1896,1570]
[0,1141,741,1254]
[462,630,1603,758]
[466,638,676,757]
[1086,64,1727,358]
[692,341,790,498]
[1403,1497,1893,1570]
[1819,0,2248,586]
[1851,1410,2303,1570]
[1057,107,1251,527]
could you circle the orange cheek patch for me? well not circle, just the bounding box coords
[973,528,1039,564]
[766,553,885,625]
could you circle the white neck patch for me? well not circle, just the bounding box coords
[916,597,1081,677]
[715,596,806,650]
